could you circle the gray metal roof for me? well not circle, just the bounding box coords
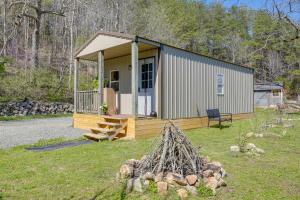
[254,83,283,91]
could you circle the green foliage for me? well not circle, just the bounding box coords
[198,183,214,197]
[100,103,108,114]
[148,180,158,193]
[0,68,72,103]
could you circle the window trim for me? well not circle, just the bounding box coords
[110,70,119,91]
[216,73,224,95]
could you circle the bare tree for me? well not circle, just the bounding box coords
[9,0,65,68]
[3,0,7,56]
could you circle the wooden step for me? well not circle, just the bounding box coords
[103,116,128,120]
[97,122,122,127]
[83,133,108,141]
[90,127,116,134]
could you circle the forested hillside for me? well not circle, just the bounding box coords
[0,0,299,102]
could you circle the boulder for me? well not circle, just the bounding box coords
[255,133,264,138]
[217,178,227,187]
[186,175,198,186]
[220,167,227,178]
[255,148,265,154]
[203,169,214,178]
[202,156,211,164]
[230,145,240,153]
[213,172,221,181]
[186,185,198,196]
[157,181,168,195]
[125,159,140,167]
[155,172,164,182]
[177,188,188,199]
[119,164,133,179]
[246,132,254,138]
[246,143,256,151]
[143,172,155,180]
[204,176,219,193]
[172,174,187,186]
[126,178,134,193]
[133,177,143,192]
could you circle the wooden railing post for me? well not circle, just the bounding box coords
[98,50,104,115]
[131,40,139,118]
[74,58,79,113]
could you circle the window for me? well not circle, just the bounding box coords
[217,74,224,95]
[141,63,153,89]
[272,89,280,97]
[110,70,119,91]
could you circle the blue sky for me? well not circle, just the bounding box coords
[205,0,300,21]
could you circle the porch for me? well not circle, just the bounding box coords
[74,32,162,118]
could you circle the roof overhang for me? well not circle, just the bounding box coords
[75,31,160,61]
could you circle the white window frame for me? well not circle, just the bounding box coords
[217,74,224,95]
[110,70,119,91]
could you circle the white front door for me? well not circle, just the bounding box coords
[138,57,155,116]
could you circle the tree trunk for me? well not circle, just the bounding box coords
[69,0,76,90]
[3,0,7,56]
[31,0,42,68]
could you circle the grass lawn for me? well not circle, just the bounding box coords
[0,110,299,199]
[0,114,72,121]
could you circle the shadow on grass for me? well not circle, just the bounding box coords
[209,124,231,129]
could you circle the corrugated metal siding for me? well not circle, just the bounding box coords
[162,45,254,119]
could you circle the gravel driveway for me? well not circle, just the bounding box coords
[0,117,86,149]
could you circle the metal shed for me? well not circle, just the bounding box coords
[254,82,284,107]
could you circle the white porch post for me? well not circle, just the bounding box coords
[131,41,139,118]
[74,58,79,113]
[98,50,104,115]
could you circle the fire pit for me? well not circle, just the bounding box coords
[117,122,227,197]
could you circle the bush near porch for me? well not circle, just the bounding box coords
[0,109,299,199]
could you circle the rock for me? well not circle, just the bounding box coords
[119,164,133,179]
[133,177,143,192]
[157,181,168,195]
[246,143,256,151]
[213,172,221,180]
[203,170,214,178]
[255,147,265,154]
[255,133,264,138]
[177,188,188,199]
[217,178,227,187]
[143,172,155,180]
[143,180,150,188]
[126,178,134,193]
[173,174,187,186]
[220,167,227,178]
[246,132,254,138]
[125,159,140,167]
[205,161,222,172]
[204,176,219,192]
[165,173,175,185]
[155,172,164,182]
[230,145,240,156]
[186,175,198,186]
[186,185,198,196]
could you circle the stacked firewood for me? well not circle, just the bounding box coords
[117,122,227,198]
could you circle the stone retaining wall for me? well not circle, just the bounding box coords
[0,100,73,116]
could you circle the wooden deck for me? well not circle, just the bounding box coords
[73,113,254,140]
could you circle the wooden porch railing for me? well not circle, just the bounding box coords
[76,90,101,113]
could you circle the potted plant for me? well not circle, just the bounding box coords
[100,103,108,115]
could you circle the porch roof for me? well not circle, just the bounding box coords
[75,31,159,61]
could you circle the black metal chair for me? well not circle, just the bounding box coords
[206,109,232,128]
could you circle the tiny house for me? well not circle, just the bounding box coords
[73,31,254,140]
[254,82,284,108]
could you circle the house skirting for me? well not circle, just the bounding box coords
[73,113,254,140]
